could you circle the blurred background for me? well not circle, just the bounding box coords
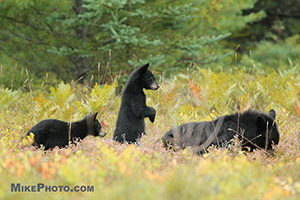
[0,0,299,90]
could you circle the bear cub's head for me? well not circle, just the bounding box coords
[85,112,106,137]
[242,109,280,152]
[255,109,280,150]
[140,63,160,90]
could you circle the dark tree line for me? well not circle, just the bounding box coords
[0,0,299,88]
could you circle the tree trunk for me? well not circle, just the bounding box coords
[73,0,89,83]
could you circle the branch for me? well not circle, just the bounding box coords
[266,11,300,19]
[29,5,44,15]
[0,14,40,30]
[0,47,49,70]
[6,29,45,44]
[243,8,300,19]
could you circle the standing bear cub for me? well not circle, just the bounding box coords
[113,63,160,143]
[27,112,106,150]
[162,109,280,155]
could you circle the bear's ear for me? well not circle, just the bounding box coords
[268,109,276,119]
[139,63,150,73]
[87,112,98,122]
[86,112,98,135]
[85,111,93,118]
[93,112,98,119]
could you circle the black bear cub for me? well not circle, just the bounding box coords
[113,63,160,143]
[27,112,106,150]
[162,109,280,155]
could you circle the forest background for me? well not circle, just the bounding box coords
[1,0,300,88]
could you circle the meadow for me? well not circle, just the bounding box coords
[1,65,300,199]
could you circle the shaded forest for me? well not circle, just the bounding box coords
[0,0,299,89]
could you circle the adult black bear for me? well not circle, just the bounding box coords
[27,112,106,150]
[162,109,280,155]
[113,63,160,143]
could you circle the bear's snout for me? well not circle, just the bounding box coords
[151,82,160,90]
[99,129,107,137]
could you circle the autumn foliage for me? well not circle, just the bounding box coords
[1,66,300,199]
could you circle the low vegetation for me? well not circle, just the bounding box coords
[1,65,300,199]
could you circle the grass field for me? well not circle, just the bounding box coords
[1,66,300,199]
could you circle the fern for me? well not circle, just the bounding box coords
[0,88,21,109]
[76,80,117,115]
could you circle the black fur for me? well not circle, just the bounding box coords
[113,63,160,143]
[162,109,280,155]
[27,112,106,150]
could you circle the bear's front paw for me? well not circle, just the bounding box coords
[146,107,156,123]
[149,115,155,123]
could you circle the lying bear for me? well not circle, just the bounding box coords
[27,112,106,150]
[161,109,280,155]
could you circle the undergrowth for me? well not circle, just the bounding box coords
[0,66,300,199]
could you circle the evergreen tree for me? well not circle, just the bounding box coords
[0,0,266,84]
